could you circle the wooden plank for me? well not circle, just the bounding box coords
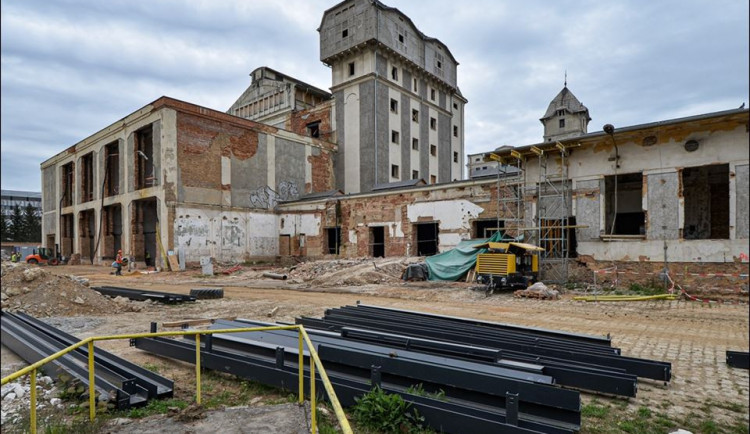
[167,253,180,271]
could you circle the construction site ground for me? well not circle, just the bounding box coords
[1,259,748,433]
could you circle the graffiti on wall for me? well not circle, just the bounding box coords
[249,181,299,209]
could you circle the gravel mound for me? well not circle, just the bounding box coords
[1,262,143,317]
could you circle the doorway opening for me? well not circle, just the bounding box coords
[133,198,157,266]
[414,222,439,256]
[369,227,385,258]
[326,227,341,255]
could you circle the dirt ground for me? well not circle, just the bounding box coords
[1,259,748,433]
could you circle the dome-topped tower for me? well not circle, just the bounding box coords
[540,85,591,142]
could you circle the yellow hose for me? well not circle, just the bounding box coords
[573,294,678,302]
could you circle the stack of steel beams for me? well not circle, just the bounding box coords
[1,312,173,409]
[726,350,749,369]
[296,304,671,389]
[135,318,582,433]
[92,285,196,303]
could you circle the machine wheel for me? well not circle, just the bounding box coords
[27,258,38,265]
[190,288,224,299]
[49,258,59,266]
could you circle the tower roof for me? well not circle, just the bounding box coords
[540,86,590,121]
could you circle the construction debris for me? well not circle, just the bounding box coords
[514,282,560,300]
[1,262,142,317]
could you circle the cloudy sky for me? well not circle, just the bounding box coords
[1,0,748,192]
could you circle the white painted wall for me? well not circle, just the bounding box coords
[407,199,485,230]
[174,206,278,262]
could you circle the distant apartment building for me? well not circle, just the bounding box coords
[1,190,42,216]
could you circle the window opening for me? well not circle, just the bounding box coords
[412,109,419,122]
[453,152,459,163]
[62,162,74,208]
[390,98,398,113]
[81,153,94,203]
[391,130,400,144]
[683,164,729,239]
[605,172,644,235]
[391,67,398,80]
[134,125,154,190]
[413,78,418,92]
[391,164,399,178]
[342,29,348,38]
[104,142,119,197]
[430,117,436,130]
[412,138,419,150]
[559,118,565,128]
[430,175,436,184]
[430,88,436,101]
[348,62,355,76]
[307,121,321,138]
[453,125,458,137]
[473,219,504,238]
[412,170,419,179]
[430,144,436,156]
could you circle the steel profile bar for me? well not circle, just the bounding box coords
[13,312,173,398]
[726,351,750,369]
[134,335,577,433]
[307,313,670,381]
[353,304,611,346]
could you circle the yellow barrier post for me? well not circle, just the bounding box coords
[301,329,353,434]
[195,333,201,405]
[2,325,353,434]
[298,331,304,404]
[88,340,96,421]
[29,369,37,434]
[310,349,316,434]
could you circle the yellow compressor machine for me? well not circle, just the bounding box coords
[473,242,545,290]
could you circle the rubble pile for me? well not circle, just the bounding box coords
[280,257,415,287]
[0,262,142,317]
[514,282,561,300]
[1,375,62,427]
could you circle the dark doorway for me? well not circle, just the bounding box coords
[415,222,439,256]
[326,227,341,255]
[133,198,157,266]
[279,235,291,256]
[370,227,385,258]
[61,214,74,257]
[473,219,503,239]
[102,204,122,259]
[78,210,95,263]
[105,141,120,197]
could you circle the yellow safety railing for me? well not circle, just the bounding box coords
[1,324,352,434]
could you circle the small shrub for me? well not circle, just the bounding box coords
[352,387,423,433]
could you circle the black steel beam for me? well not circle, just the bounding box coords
[726,351,750,369]
[354,304,612,346]
[134,336,578,434]
[91,286,195,303]
[1,313,139,409]
[298,314,670,382]
[13,312,173,399]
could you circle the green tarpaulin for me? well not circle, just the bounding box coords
[424,232,504,281]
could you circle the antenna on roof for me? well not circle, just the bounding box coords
[564,70,567,88]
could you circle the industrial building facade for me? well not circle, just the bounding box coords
[39,0,748,278]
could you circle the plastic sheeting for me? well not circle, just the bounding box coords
[424,232,504,281]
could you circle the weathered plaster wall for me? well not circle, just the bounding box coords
[735,164,749,239]
[578,239,748,263]
[573,178,601,240]
[174,206,278,262]
[646,171,680,240]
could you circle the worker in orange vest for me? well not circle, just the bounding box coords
[115,249,123,276]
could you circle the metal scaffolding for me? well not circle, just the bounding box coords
[491,150,525,240]
[532,143,571,283]
[489,142,574,284]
